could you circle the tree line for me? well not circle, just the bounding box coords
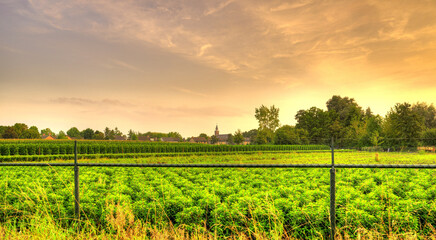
[250,95,436,149]
[0,125,183,142]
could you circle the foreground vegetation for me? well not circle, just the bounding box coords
[1,151,436,239]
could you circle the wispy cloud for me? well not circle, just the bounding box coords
[150,105,250,118]
[52,97,134,107]
[172,87,208,98]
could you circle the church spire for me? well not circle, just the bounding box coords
[215,124,219,136]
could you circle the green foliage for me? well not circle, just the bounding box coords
[421,128,436,146]
[20,129,41,139]
[2,127,19,139]
[57,131,68,140]
[41,128,56,137]
[274,125,309,145]
[81,128,95,140]
[0,140,330,158]
[13,123,28,137]
[412,102,436,129]
[255,105,280,133]
[233,129,244,145]
[295,107,331,144]
[384,103,425,148]
[93,131,105,140]
[67,127,81,138]
[210,135,218,144]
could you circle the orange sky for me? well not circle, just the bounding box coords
[1,0,435,137]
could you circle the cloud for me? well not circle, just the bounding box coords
[149,105,250,118]
[52,97,134,107]
[173,87,208,98]
[19,0,436,90]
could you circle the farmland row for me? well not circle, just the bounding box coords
[0,140,329,156]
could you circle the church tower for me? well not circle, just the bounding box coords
[215,125,219,136]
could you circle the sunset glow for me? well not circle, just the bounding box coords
[1,0,436,137]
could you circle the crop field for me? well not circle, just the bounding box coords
[1,149,436,239]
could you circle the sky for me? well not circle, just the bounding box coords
[1,0,436,137]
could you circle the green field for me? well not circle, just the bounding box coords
[1,149,436,239]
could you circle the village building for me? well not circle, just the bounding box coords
[41,134,56,140]
[161,137,180,143]
[190,137,207,144]
[114,135,126,141]
[214,125,231,145]
[138,135,150,141]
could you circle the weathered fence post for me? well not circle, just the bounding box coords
[330,137,336,240]
[74,141,80,222]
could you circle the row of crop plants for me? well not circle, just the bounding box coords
[0,140,330,156]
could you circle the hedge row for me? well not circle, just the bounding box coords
[0,141,330,156]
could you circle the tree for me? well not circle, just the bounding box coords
[81,128,95,140]
[168,132,183,141]
[0,126,7,138]
[114,127,123,136]
[198,133,210,142]
[104,127,115,140]
[57,131,68,140]
[411,102,436,129]
[255,129,271,145]
[210,135,218,144]
[67,127,81,138]
[226,134,234,145]
[383,102,424,148]
[295,107,331,143]
[128,129,138,140]
[20,128,40,139]
[242,129,258,144]
[421,129,436,146]
[41,128,56,137]
[2,127,18,139]
[13,123,28,138]
[274,125,301,145]
[93,131,105,140]
[234,129,244,145]
[326,95,364,127]
[255,105,280,132]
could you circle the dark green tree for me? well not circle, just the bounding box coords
[67,127,81,138]
[255,129,273,145]
[421,129,436,146]
[13,123,28,137]
[295,107,331,143]
[411,102,436,129]
[383,102,424,148]
[210,135,218,144]
[20,128,40,139]
[82,128,95,140]
[2,127,18,139]
[242,129,258,144]
[234,129,244,145]
[226,134,234,145]
[104,127,115,140]
[94,131,105,140]
[57,131,68,140]
[274,125,303,145]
